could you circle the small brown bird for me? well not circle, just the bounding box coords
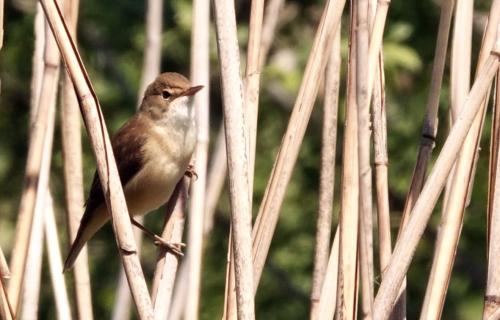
[64,72,203,271]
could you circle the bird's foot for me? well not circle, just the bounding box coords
[154,235,186,256]
[184,164,198,180]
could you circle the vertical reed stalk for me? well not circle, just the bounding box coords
[419,0,481,318]
[112,1,162,319]
[372,56,392,278]
[373,48,500,319]
[337,3,360,318]
[251,0,346,291]
[20,7,45,320]
[310,26,341,320]
[8,10,62,314]
[44,193,72,320]
[39,0,154,318]
[318,227,340,320]
[259,0,285,69]
[213,0,255,317]
[59,0,94,318]
[484,70,500,320]
[151,179,187,319]
[392,0,455,315]
[356,0,375,316]
[184,0,210,315]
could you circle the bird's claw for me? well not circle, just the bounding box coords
[185,164,198,180]
[154,235,186,256]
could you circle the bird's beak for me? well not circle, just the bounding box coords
[182,85,204,96]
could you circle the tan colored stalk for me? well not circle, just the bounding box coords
[151,179,187,319]
[420,0,484,318]
[484,66,500,320]
[356,0,375,316]
[59,1,94,318]
[223,0,266,311]
[39,0,154,318]
[0,249,7,280]
[318,227,340,320]
[203,126,227,236]
[259,0,285,68]
[373,46,500,319]
[310,27,341,320]
[391,0,455,316]
[44,193,72,320]
[168,256,190,320]
[336,4,360,318]
[112,1,163,318]
[372,57,391,274]
[183,0,210,316]
[20,8,45,320]
[251,0,347,291]
[8,11,62,313]
[213,0,255,317]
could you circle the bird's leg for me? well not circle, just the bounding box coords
[130,218,185,256]
[184,164,198,180]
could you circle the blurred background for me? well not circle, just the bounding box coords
[0,0,494,318]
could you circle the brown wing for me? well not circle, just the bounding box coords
[83,113,149,218]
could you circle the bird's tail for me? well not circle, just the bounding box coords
[63,207,109,272]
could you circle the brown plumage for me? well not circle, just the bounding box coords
[64,72,203,271]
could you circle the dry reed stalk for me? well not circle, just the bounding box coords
[336,4,360,318]
[390,0,455,316]
[310,27,341,320]
[0,279,13,320]
[419,0,481,318]
[213,0,255,317]
[183,0,210,315]
[372,45,500,319]
[223,0,271,312]
[372,57,391,274]
[168,255,190,320]
[484,67,500,320]
[151,180,187,319]
[366,0,389,99]
[318,227,340,320]
[44,193,72,320]
[20,8,45,320]
[59,1,94,318]
[251,0,347,291]
[39,0,154,318]
[112,1,163,318]
[203,126,226,236]
[0,250,7,280]
[356,0,375,316]
[259,0,285,69]
[7,10,63,314]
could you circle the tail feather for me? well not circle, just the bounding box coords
[63,206,109,272]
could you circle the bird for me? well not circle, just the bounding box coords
[63,72,203,271]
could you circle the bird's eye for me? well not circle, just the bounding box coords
[162,90,171,99]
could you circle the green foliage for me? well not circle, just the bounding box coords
[0,0,493,318]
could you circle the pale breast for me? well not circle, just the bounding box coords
[123,121,196,216]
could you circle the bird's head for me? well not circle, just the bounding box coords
[140,72,203,126]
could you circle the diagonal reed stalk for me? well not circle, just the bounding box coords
[184,0,210,315]
[251,0,347,292]
[310,25,341,320]
[213,0,255,317]
[336,3,360,318]
[151,179,187,319]
[39,0,155,318]
[373,41,500,319]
